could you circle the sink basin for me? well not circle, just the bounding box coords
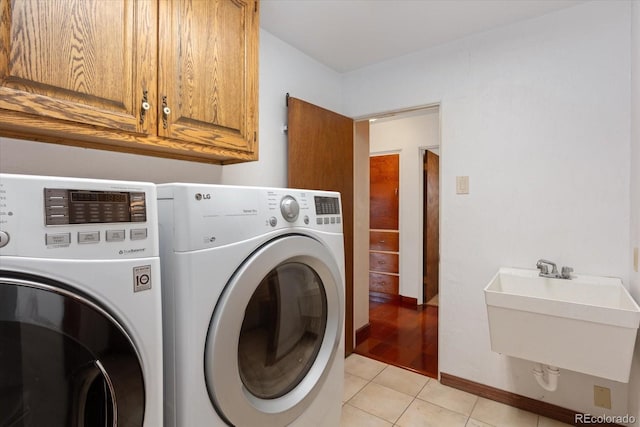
[484,267,640,382]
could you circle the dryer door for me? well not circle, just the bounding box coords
[204,235,344,426]
[0,275,145,427]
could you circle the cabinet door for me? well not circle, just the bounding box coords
[158,0,258,155]
[0,0,157,134]
[370,154,399,230]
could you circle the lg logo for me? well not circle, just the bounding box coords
[195,193,211,200]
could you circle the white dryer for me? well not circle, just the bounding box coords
[157,184,344,427]
[0,173,163,427]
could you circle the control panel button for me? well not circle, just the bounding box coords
[331,217,336,224]
[46,233,71,246]
[269,217,277,227]
[130,228,148,240]
[303,215,309,225]
[106,230,126,242]
[0,231,9,248]
[323,218,330,224]
[280,195,300,222]
[78,231,100,244]
[44,189,70,224]
[130,193,146,202]
[336,217,341,224]
[316,218,323,225]
[47,214,69,225]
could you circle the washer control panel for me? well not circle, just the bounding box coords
[0,173,158,259]
[45,188,147,225]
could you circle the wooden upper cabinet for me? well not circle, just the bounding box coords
[158,0,258,154]
[0,0,157,134]
[0,0,258,164]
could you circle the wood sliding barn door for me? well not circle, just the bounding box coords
[287,96,354,355]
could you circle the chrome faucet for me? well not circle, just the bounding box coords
[536,259,573,279]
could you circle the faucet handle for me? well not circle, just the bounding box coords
[536,259,557,276]
[536,260,550,275]
[561,266,573,279]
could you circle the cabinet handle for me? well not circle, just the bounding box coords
[162,96,171,129]
[378,260,386,264]
[139,90,150,125]
[379,240,385,243]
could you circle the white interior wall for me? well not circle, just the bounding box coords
[221,29,343,187]
[0,136,224,183]
[369,110,440,301]
[627,1,640,424]
[630,0,640,301]
[1,0,637,419]
[345,1,632,416]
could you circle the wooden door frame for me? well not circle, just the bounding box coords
[353,105,440,328]
[353,119,371,353]
[327,104,442,355]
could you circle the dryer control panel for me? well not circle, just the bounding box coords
[313,195,341,226]
[157,183,343,252]
[265,191,342,231]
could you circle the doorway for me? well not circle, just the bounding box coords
[285,97,440,376]
[353,107,440,378]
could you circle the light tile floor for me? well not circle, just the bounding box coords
[342,354,573,427]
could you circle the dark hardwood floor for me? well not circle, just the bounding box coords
[354,298,438,379]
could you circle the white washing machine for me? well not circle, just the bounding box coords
[0,173,163,427]
[157,183,344,427]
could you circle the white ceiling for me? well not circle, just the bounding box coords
[260,0,585,72]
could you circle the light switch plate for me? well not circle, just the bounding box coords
[594,385,612,409]
[456,176,469,194]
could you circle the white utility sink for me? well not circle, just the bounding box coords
[484,267,640,382]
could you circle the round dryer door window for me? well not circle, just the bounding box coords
[204,235,344,427]
[238,261,327,399]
